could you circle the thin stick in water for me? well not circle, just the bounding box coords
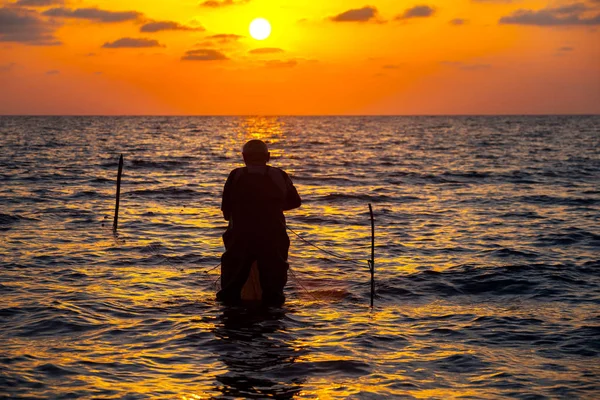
[113,154,123,233]
[369,203,375,308]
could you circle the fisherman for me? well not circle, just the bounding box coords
[217,139,301,305]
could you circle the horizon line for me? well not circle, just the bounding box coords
[1,113,599,117]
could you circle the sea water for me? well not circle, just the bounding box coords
[1,116,599,399]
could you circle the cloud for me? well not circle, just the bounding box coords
[0,6,61,45]
[265,59,297,68]
[396,5,436,20]
[182,48,228,60]
[204,33,244,44]
[0,62,18,72]
[382,64,402,69]
[102,37,163,48]
[441,61,492,70]
[330,6,380,23]
[499,3,600,26]
[555,3,593,14]
[15,0,65,6]
[46,69,59,74]
[199,0,249,8]
[140,21,205,32]
[249,47,284,54]
[555,45,576,56]
[450,18,467,25]
[42,7,142,23]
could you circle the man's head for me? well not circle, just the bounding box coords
[242,139,270,166]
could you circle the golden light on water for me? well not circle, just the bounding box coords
[2,115,598,398]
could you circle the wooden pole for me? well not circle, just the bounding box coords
[369,203,375,308]
[113,154,123,233]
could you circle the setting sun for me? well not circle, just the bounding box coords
[249,18,271,41]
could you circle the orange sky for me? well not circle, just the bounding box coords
[0,0,599,115]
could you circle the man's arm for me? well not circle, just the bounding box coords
[282,173,301,211]
[221,170,236,221]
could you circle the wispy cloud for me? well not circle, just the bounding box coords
[450,18,468,25]
[0,62,18,72]
[395,5,436,20]
[199,0,249,8]
[140,21,205,32]
[182,48,228,60]
[15,0,65,6]
[102,37,163,48]
[203,33,244,44]
[555,46,576,56]
[441,61,492,70]
[42,7,142,23]
[249,47,284,54]
[499,3,600,26]
[472,0,517,3]
[330,6,381,23]
[265,59,297,68]
[0,6,61,45]
[46,69,59,75]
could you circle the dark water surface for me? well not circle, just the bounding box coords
[1,116,599,399]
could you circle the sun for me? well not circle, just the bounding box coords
[249,18,271,41]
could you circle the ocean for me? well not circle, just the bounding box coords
[1,116,599,399]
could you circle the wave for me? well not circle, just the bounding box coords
[34,363,78,377]
[388,171,468,184]
[67,190,111,200]
[535,227,600,247]
[129,159,191,171]
[294,176,355,184]
[430,354,489,374]
[442,171,492,180]
[125,187,210,199]
[307,193,418,203]
[0,213,29,231]
[15,314,102,338]
[518,195,599,206]
[499,211,543,219]
[0,212,21,225]
[378,262,600,300]
[485,248,540,259]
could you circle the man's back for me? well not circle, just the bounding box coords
[217,140,301,305]
[221,165,300,235]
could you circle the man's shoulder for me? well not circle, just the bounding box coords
[228,167,245,177]
[227,166,291,182]
[268,166,291,180]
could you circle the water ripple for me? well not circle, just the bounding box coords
[1,115,599,398]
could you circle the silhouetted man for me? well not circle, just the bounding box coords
[217,140,301,305]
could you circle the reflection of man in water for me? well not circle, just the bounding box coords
[213,308,305,398]
[217,139,301,305]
